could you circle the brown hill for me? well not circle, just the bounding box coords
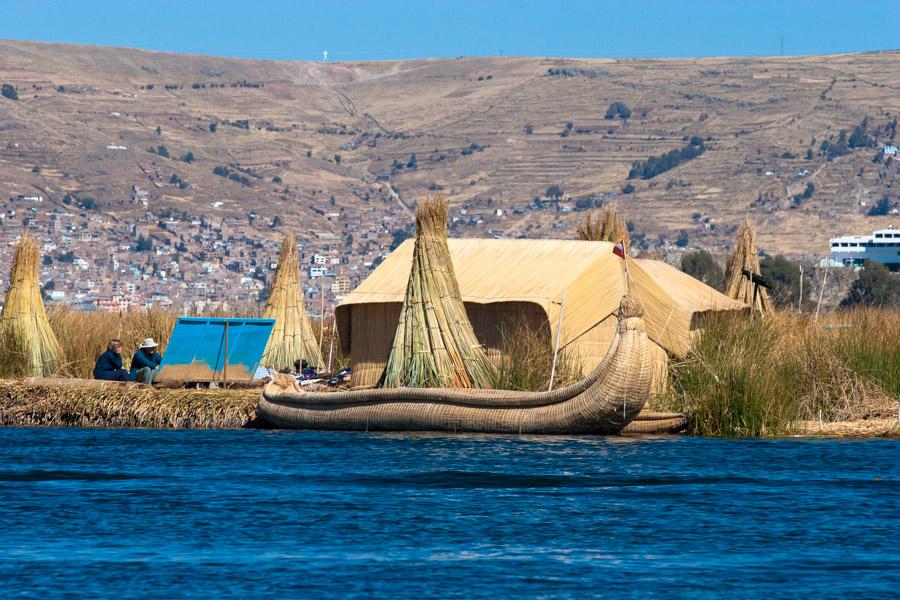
[1,39,898,264]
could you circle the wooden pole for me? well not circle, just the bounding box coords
[798,264,803,314]
[222,320,229,388]
[814,267,829,323]
[548,289,566,392]
[318,289,325,357]
[326,308,336,374]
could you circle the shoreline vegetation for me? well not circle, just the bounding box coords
[651,307,899,437]
[0,306,896,437]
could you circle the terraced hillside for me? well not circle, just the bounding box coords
[1,40,898,263]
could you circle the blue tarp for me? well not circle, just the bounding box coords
[157,317,275,383]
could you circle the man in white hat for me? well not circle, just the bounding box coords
[130,338,163,385]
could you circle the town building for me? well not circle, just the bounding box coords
[827,226,900,270]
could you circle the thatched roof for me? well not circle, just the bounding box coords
[260,234,323,370]
[339,239,744,358]
[0,232,63,377]
[381,196,494,388]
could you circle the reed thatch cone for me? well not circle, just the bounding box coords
[0,232,64,377]
[381,195,495,388]
[260,234,323,371]
[576,204,630,248]
[724,218,770,313]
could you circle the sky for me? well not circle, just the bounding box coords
[0,0,898,62]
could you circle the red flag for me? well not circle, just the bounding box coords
[613,241,626,259]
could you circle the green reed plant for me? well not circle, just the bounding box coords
[491,320,581,392]
[659,309,898,437]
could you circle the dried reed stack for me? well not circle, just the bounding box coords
[260,234,324,370]
[382,195,495,388]
[0,232,63,377]
[0,378,258,429]
[724,218,770,313]
[576,204,629,248]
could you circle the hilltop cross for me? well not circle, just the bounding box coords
[323,50,328,63]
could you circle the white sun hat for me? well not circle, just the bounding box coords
[139,338,159,349]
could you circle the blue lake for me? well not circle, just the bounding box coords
[1,428,898,598]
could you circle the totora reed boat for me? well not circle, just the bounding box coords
[258,294,652,435]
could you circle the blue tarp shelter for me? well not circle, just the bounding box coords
[157,317,275,383]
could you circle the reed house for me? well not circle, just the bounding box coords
[337,239,745,389]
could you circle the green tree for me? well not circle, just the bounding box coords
[209,122,218,133]
[545,184,563,200]
[181,151,195,163]
[1,83,18,100]
[605,101,631,119]
[867,196,892,217]
[681,250,724,290]
[135,235,154,252]
[759,255,801,307]
[840,261,899,307]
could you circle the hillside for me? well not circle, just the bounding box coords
[0,40,897,308]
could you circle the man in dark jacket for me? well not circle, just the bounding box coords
[93,339,131,381]
[130,338,163,384]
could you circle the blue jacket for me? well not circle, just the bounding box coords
[130,349,162,377]
[93,350,131,381]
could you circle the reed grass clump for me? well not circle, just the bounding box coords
[260,234,323,370]
[491,320,581,391]
[656,308,898,436]
[0,232,64,377]
[46,306,177,379]
[382,195,495,388]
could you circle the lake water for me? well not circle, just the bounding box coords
[1,428,898,598]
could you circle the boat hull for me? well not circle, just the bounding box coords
[259,302,652,435]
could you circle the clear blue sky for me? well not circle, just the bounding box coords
[1,0,897,61]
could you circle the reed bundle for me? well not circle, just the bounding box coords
[382,195,495,388]
[260,234,323,370]
[0,232,64,377]
[576,204,629,248]
[0,378,258,428]
[724,218,770,313]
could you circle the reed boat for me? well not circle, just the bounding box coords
[258,295,652,434]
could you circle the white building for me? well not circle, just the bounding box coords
[828,226,900,270]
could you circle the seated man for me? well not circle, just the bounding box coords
[130,338,163,385]
[93,339,131,381]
